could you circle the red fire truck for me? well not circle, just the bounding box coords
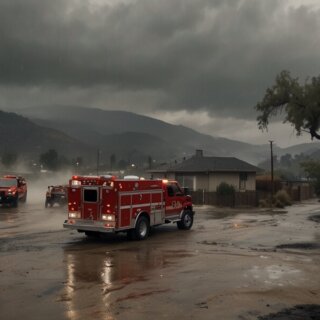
[63,175,194,240]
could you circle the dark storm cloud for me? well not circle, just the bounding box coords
[0,0,320,118]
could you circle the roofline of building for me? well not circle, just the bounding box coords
[149,169,261,173]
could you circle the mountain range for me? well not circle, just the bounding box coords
[1,106,319,167]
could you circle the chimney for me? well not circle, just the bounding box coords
[195,149,203,158]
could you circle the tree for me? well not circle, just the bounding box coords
[147,155,153,169]
[255,70,320,140]
[39,149,59,171]
[301,160,320,196]
[280,153,292,168]
[1,152,18,168]
[110,154,116,170]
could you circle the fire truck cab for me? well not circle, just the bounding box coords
[63,175,194,240]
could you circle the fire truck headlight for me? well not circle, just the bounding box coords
[71,180,81,186]
[7,189,16,195]
[102,214,115,221]
[68,212,80,219]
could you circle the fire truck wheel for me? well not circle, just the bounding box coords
[132,216,150,240]
[177,210,193,230]
[84,231,100,238]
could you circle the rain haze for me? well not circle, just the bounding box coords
[1,0,320,146]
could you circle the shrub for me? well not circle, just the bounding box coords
[275,189,292,206]
[274,199,285,208]
[216,182,235,196]
[259,199,268,208]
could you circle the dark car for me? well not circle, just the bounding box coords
[0,175,27,207]
[45,185,68,208]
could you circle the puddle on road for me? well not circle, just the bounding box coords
[114,288,171,303]
[245,264,302,286]
[276,242,320,250]
[203,209,287,221]
[59,245,194,317]
[258,304,320,320]
[63,245,194,288]
[309,214,320,223]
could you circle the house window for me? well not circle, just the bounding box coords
[239,173,247,191]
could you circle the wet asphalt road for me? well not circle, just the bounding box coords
[0,194,320,320]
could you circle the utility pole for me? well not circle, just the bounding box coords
[269,140,274,206]
[96,149,100,176]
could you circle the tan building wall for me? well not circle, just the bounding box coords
[208,172,256,191]
[245,172,256,191]
[194,174,209,191]
[150,172,256,192]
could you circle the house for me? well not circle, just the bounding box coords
[149,150,261,192]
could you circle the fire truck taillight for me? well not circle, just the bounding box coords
[71,180,81,186]
[68,212,80,219]
[102,214,115,221]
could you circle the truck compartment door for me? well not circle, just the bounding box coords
[82,187,100,220]
[151,191,164,225]
[119,194,131,228]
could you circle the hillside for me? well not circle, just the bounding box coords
[11,106,320,166]
[18,106,271,164]
[0,110,93,162]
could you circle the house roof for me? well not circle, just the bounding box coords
[150,156,261,173]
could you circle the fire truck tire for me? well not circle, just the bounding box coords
[177,210,193,230]
[131,216,150,240]
[45,199,52,208]
[84,231,100,238]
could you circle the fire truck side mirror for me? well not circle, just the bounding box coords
[182,187,190,195]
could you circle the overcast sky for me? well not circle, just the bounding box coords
[1,0,319,146]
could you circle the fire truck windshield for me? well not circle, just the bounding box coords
[83,189,98,202]
[0,178,17,188]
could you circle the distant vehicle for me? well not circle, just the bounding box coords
[45,185,68,208]
[0,175,27,207]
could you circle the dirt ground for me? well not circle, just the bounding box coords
[0,185,319,320]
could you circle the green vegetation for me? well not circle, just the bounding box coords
[274,190,292,207]
[1,152,18,168]
[216,182,235,196]
[258,152,317,181]
[301,160,320,196]
[255,70,320,140]
[39,149,59,171]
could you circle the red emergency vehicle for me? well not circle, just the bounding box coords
[63,175,194,240]
[0,175,27,207]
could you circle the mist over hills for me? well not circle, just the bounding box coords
[0,110,93,162]
[4,106,320,167]
[18,106,266,163]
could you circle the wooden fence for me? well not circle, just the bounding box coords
[190,183,315,207]
[190,190,258,207]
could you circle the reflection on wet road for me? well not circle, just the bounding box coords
[0,199,320,320]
